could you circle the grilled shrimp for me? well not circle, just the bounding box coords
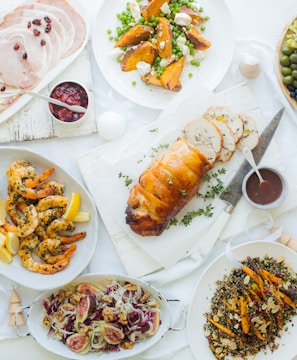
[46,218,86,244]
[9,168,53,200]
[25,167,55,188]
[18,234,72,275]
[35,208,66,239]
[36,195,68,212]
[36,238,77,264]
[38,181,65,195]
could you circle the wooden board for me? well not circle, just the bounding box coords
[0,43,98,143]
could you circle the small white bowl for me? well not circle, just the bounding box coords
[242,166,288,209]
[48,80,89,126]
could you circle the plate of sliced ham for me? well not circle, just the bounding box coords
[0,0,89,124]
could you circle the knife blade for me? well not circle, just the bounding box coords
[200,107,285,256]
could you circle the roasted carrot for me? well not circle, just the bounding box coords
[207,318,236,338]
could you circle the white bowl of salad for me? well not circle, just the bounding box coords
[27,273,172,359]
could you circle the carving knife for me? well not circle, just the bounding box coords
[200,107,285,256]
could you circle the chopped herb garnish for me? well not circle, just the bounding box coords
[118,172,133,187]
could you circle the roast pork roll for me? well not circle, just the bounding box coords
[125,137,211,236]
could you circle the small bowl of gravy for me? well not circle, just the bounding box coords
[48,80,89,125]
[242,166,288,209]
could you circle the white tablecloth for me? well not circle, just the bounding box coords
[1,0,297,359]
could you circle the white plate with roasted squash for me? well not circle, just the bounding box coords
[92,0,234,109]
[0,146,98,291]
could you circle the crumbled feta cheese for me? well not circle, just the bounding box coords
[136,61,151,76]
[159,41,165,50]
[160,55,175,67]
[174,13,192,26]
[110,47,125,60]
[176,35,189,55]
[129,2,141,22]
[160,2,171,15]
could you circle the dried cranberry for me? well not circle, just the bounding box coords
[33,29,40,36]
[13,43,20,51]
[44,16,51,23]
[32,18,42,26]
[45,23,52,33]
[22,52,28,59]
[40,39,46,46]
[27,21,31,28]
[0,86,6,92]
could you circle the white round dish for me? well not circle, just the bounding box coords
[92,0,234,110]
[27,273,172,360]
[187,240,297,360]
[0,0,90,126]
[0,146,99,291]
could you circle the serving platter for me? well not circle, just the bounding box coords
[275,14,297,111]
[92,0,234,109]
[187,241,297,360]
[27,273,171,360]
[0,0,90,125]
[0,146,99,291]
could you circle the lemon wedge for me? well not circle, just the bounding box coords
[0,232,6,247]
[63,192,81,221]
[73,211,90,223]
[5,232,19,255]
[0,247,13,264]
[0,198,6,226]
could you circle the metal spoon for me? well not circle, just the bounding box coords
[242,147,274,196]
[26,91,87,113]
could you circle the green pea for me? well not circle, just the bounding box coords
[280,55,290,66]
[282,75,294,85]
[290,53,297,64]
[293,80,297,89]
[282,45,293,55]
[281,67,292,76]
[290,63,297,70]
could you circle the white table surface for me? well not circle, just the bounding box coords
[1,0,297,359]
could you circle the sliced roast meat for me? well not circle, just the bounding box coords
[203,106,244,144]
[182,118,223,164]
[237,113,259,150]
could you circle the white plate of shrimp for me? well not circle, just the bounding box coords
[0,146,99,291]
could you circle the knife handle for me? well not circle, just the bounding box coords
[199,204,234,256]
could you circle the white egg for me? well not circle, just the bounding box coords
[239,53,261,79]
[97,111,126,140]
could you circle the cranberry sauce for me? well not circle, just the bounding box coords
[49,82,88,122]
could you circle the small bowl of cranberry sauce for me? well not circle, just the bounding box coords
[242,166,288,210]
[48,81,89,125]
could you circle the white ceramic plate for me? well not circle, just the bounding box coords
[187,241,297,360]
[27,273,172,360]
[0,0,90,125]
[92,0,234,109]
[0,146,99,291]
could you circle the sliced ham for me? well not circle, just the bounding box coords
[36,0,86,56]
[0,0,87,112]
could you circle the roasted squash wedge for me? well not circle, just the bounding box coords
[179,6,204,24]
[160,56,185,90]
[120,41,157,71]
[156,17,173,59]
[141,0,169,21]
[184,26,211,50]
[141,56,185,91]
[141,73,182,92]
[114,25,154,48]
